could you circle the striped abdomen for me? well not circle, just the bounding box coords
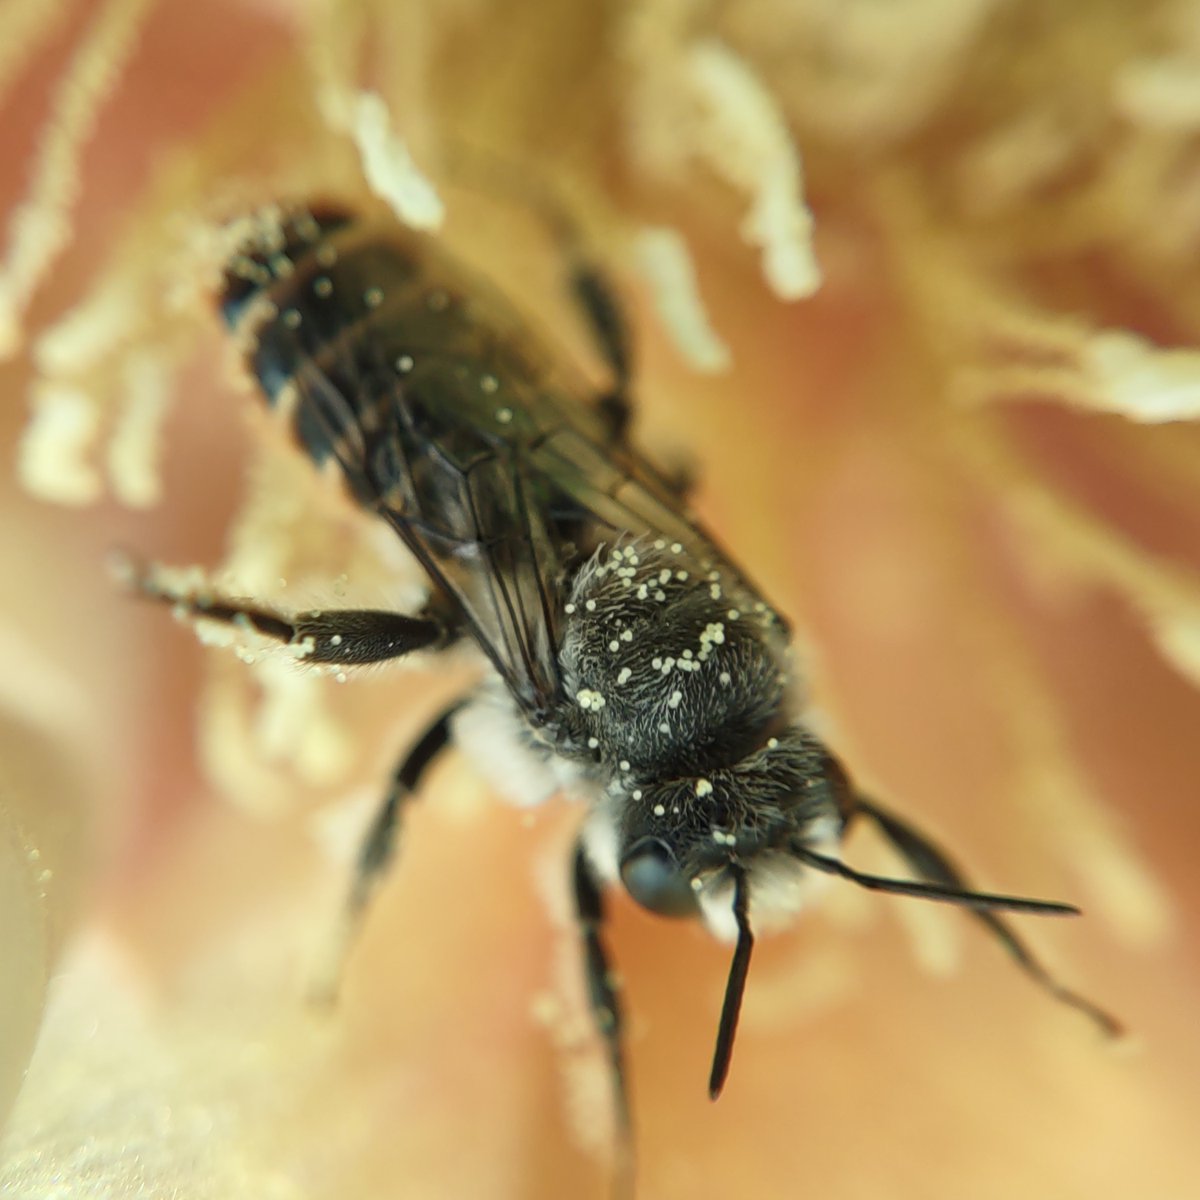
[217,207,548,512]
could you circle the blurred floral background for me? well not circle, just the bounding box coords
[2,0,1199,1197]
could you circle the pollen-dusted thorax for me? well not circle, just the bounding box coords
[557,538,794,780]
[555,537,852,939]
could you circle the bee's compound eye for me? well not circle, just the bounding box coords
[620,837,698,918]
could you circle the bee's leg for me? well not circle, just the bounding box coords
[571,256,708,504]
[442,142,694,505]
[440,142,633,440]
[569,260,633,442]
[574,264,697,502]
[115,553,452,664]
[572,838,635,1190]
[854,796,1123,1037]
[310,703,462,1002]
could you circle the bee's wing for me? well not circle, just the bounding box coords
[286,319,777,715]
[287,356,564,711]
[519,416,785,628]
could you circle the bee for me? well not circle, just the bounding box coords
[125,202,1120,1183]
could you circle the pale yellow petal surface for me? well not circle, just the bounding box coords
[3,3,1198,1199]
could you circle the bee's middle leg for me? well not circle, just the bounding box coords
[570,260,697,501]
[312,702,462,1002]
[569,258,632,443]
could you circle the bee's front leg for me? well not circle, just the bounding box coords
[854,796,1122,1038]
[572,838,636,1194]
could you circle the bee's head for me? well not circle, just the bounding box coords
[591,725,1104,1100]
[608,725,852,930]
[580,726,852,1097]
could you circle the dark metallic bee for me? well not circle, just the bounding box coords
[129,202,1120,1183]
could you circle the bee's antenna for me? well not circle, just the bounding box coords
[708,865,754,1100]
[849,798,1124,1037]
[791,845,1083,916]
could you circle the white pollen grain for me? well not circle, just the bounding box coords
[344,92,445,229]
[364,287,384,308]
[653,804,666,817]
[396,354,414,372]
[668,691,683,708]
[658,721,671,734]
[635,225,733,373]
[695,778,713,797]
[585,599,597,611]
[617,667,632,684]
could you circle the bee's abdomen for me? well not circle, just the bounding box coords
[219,206,357,331]
[218,206,451,472]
